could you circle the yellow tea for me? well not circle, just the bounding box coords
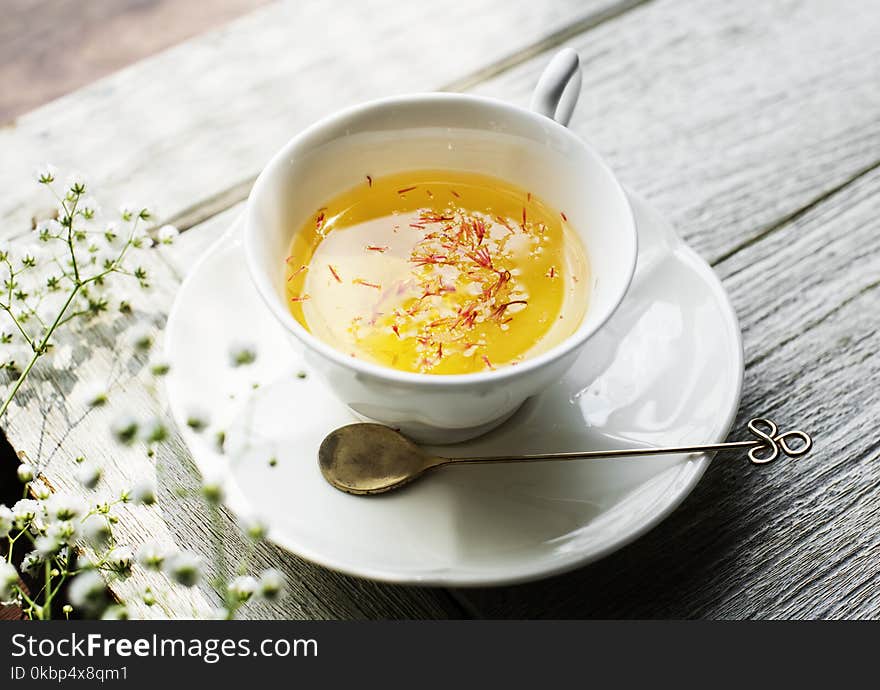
[285,170,589,375]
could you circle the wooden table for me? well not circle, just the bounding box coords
[2,0,878,619]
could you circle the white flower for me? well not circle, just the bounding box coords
[79,380,108,408]
[20,551,43,575]
[157,224,179,244]
[228,341,257,367]
[0,505,13,538]
[44,493,87,521]
[34,163,57,185]
[227,575,258,603]
[130,224,154,247]
[200,474,225,503]
[35,218,62,237]
[127,324,153,351]
[82,515,111,548]
[131,479,157,506]
[139,418,168,444]
[35,534,62,557]
[101,605,130,620]
[185,405,210,433]
[12,499,39,526]
[16,463,34,483]
[20,243,45,267]
[164,551,202,587]
[32,483,51,501]
[46,519,77,545]
[66,171,87,195]
[110,415,139,445]
[68,570,106,611]
[136,541,167,570]
[240,513,268,541]
[119,203,137,221]
[148,355,170,377]
[258,568,285,601]
[79,196,99,219]
[76,462,102,489]
[0,561,19,599]
[105,547,133,573]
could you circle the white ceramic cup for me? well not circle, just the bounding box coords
[245,49,637,443]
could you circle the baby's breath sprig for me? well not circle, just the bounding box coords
[0,169,170,418]
[0,169,285,620]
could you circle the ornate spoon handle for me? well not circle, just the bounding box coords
[438,418,812,467]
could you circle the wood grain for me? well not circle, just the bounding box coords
[458,165,880,619]
[469,0,880,264]
[0,0,631,237]
[0,0,273,123]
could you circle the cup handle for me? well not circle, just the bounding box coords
[529,48,582,127]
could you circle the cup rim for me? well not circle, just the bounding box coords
[245,91,637,388]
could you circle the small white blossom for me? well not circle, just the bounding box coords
[35,534,62,557]
[200,474,225,503]
[228,575,258,603]
[185,405,210,433]
[44,493,87,521]
[20,243,46,267]
[101,604,130,620]
[76,462,102,489]
[35,218,62,237]
[157,224,179,244]
[131,479,157,506]
[139,418,168,444]
[110,415,139,445]
[258,568,285,601]
[32,483,51,501]
[20,551,44,575]
[136,541,167,570]
[46,519,78,545]
[0,561,19,599]
[79,380,108,408]
[148,355,170,377]
[79,196,99,219]
[12,499,39,525]
[16,463,34,483]
[68,570,106,611]
[228,341,257,367]
[105,547,133,573]
[164,551,202,587]
[34,163,57,185]
[82,515,111,548]
[66,171,87,196]
[127,324,153,352]
[0,505,13,538]
[240,513,268,541]
[130,224,153,247]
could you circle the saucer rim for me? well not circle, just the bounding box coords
[164,195,744,586]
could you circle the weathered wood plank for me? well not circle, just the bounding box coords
[457,165,880,619]
[0,0,633,236]
[469,0,880,264]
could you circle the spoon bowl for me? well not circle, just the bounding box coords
[318,423,439,495]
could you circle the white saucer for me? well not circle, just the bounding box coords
[164,193,743,586]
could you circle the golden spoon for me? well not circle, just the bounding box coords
[318,417,812,495]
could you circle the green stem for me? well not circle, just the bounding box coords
[0,285,80,419]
